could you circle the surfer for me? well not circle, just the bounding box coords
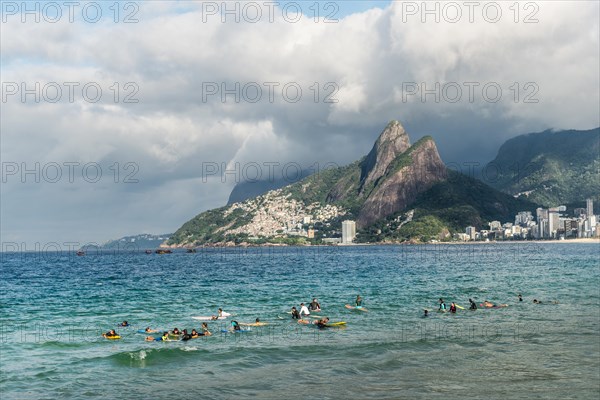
[103,329,118,338]
[291,306,300,319]
[309,298,321,311]
[144,327,158,333]
[211,308,225,320]
[482,301,508,308]
[438,298,446,311]
[422,309,429,317]
[119,321,129,327]
[182,329,198,341]
[449,302,457,313]
[533,299,541,304]
[299,303,310,317]
[469,299,477,310]
[230,321,241,331]
[355,295,363,307]
[298,317,330,327]
[171,327,181,335]
[146,332,168,341]
[518,294,523,302]
[200,322,212,336]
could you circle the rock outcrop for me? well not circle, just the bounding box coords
[359,120,411,195]
[357,137,447,227]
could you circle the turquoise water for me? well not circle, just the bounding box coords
[1,244,599,399]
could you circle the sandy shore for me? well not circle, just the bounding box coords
[439,238,600,245]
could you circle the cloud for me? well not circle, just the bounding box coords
[1,0,598,245]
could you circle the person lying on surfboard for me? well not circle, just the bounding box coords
[481,300,508,308]
[240,318,268,327]
[146,332,169,341]
[298,317,329,327]
[144,327,159,333]
[103,329,119,338]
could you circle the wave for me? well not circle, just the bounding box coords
[106,345,209,367]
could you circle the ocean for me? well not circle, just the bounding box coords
[1,243,599,399]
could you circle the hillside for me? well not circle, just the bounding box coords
[487,128,600,206]
[357,171,538,243]
[227,170,311,204]
[83,233,172,250]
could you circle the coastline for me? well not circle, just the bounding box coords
[440,238,600,245]
[161,237,600,249]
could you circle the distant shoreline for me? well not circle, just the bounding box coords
[429,238,599,245]
[160,237,600,250]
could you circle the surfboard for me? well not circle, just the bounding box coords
[455,304,465,310]
[240,322,268,327]
[104,335,121,340]
[480,303,509,309]
[192,316,227,321]
[345,304,368,312]
[324,322,346,327]
[221,329,250,333]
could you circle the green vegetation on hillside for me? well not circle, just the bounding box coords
[489,128,600,206]
[411,170,538,231]
[357,213,448,243]
[167,206,254,245]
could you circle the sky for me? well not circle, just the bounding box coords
[1,0,599,248]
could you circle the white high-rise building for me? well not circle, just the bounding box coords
[586,198,594,218]
[548,208,560,238]
[536,208,549,238]
[341,220,356,244]
[466,226,476,240]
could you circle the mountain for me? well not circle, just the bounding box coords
[167,121,536,246]
[83,233,172,250]
[486,128,600,206]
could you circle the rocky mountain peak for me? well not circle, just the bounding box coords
[359,120,411,194]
